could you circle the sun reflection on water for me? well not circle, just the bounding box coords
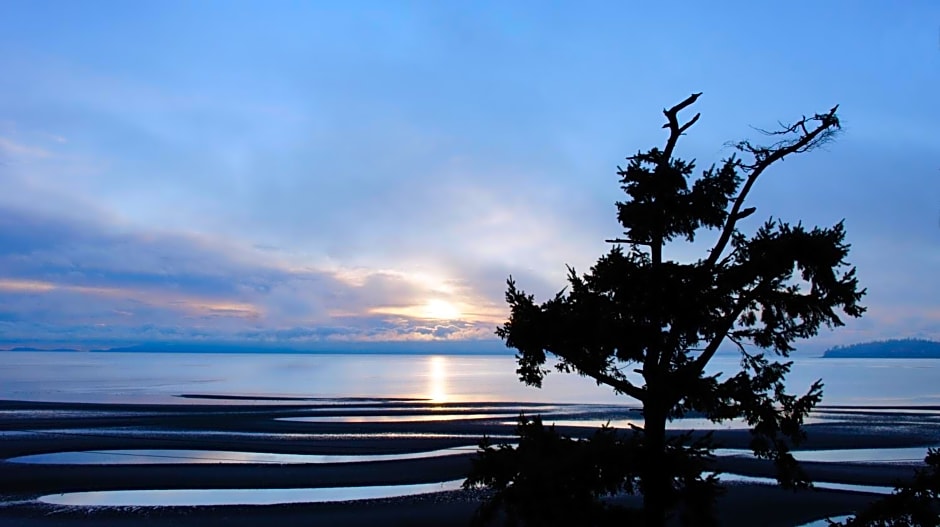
[428,356,448,403]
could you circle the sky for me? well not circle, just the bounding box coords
[0,1,937,351]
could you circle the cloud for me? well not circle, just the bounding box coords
[1,3,938,352]
[0,204,504,347]
[0,137,52,159]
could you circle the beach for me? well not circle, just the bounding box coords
[1,397,936,526]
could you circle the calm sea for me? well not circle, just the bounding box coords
[0,351,937,407]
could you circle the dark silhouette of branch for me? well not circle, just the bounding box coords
[706,107,841,268]
[662,92,702,161]
[552,349,647,402]
[605,238,652,245]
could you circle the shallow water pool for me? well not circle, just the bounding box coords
[38,479,466,506]
[718,473,893,495]
[795,515,853,527]
[280,413,509,423]
[715,445,932,464]
[7,446,479,465]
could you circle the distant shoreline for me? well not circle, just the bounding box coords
[822,338,940,359]
[0,342,513,355]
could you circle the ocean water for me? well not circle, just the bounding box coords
[0,351,938,407]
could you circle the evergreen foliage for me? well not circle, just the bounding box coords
[465,94,866,526]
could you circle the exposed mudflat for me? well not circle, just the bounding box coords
[1,398,937,526]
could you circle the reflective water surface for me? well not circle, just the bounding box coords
[0,428,516,441]
[38,479,466,506]
[715,446,933,464]
[37,473,891,508]
[281,413,510,423]
[22,444,924,466]
[533,418,751,430]
[795,516,853,527]
[523,415,833,431]
[4,352,940,406]
[717,473,893,495]
[8,446,479,465]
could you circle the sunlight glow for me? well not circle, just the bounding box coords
[370,299,465,321]
[420,299,462,320]
[427,356,449,403]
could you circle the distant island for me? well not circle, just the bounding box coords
[823,338,940,358]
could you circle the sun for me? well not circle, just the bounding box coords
[421,299,462,320]
[368,299,467,321]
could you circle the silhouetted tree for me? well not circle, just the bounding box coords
[466,94,866,526]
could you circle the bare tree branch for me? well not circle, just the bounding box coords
[605,238,652,245]
[661,93,702,161]
[554,349,647,402]
[705,106,840,268]
[687,282,764,378]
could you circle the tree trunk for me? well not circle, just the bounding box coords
[643,402,669,527]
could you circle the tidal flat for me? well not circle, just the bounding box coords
[0,397,937,526]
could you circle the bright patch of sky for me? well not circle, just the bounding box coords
[0,1,937,349]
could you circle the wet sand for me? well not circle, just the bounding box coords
[1,398,937,526]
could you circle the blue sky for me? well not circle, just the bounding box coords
[0,1,937,350]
